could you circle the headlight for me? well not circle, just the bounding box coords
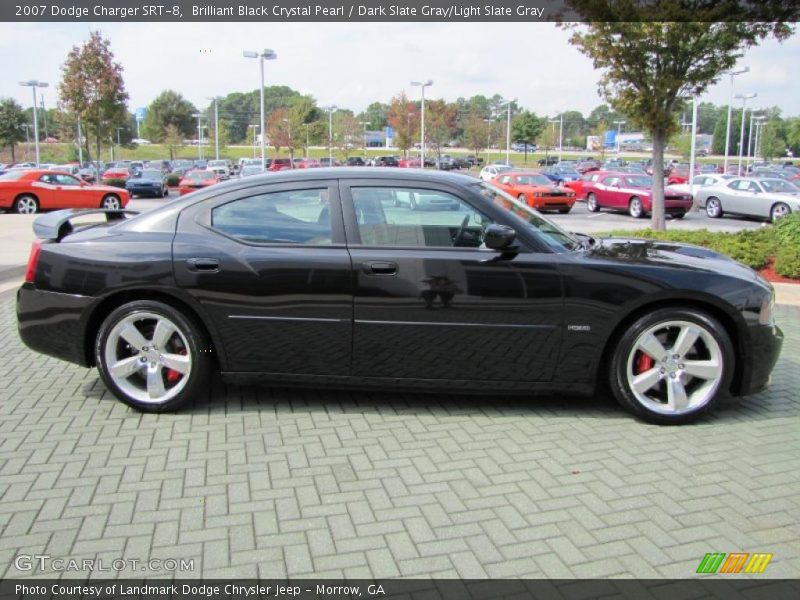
[759,293,775,326]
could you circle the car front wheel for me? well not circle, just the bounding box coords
[586,193,599,212]
[95,300,212,412]
[706,197,723,218]
[14,194,38,214]
[771,202,791,222]
[609,308,733,424]
[101,194,121,210]
[629,196,645,218]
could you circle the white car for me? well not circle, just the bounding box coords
[479,164,513,181]
[668,174,734,197]
[132,138,152,145]
[207,159,232,180]
[694,177,800,222]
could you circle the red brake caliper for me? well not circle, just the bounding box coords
[636,352,654,374]
[166,348,187,383]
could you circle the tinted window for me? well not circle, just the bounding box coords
[351,187,492,248]
[602,176,620,186]
[212,189,331,245]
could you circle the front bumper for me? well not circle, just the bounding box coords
[17,284,96,368]
[737,323,784,396]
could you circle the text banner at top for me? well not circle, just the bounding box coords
[3,0,795,22]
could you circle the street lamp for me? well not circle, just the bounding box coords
[207,96,221,160]
[724,66,749,172]
[249,124,258,159]
[410,80,433,167]
[243,48,278,170]
[614,120,626,154]
[19,80,48,167]
[500,98,516,165]
[192,113,204,160]
[549,119,558,161]
[752,115,767,161]
[360,121,370,159]
[735,92,756,174]
[303,123,310,158]
[746,111,763,170]
[325,105,337,164]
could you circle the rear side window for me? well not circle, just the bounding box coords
[212,189,332,245]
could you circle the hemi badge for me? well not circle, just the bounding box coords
[567,325,591,331]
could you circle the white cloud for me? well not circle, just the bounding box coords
[0,22,797,118]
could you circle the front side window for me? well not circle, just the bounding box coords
[351,187,491,248]
[212,189,332,245]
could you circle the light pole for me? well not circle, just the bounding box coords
[207,96,221,160]
[192,113,203,161]
[549,119,558,161]
[22,123,30,146]
[243,49,278,170]
[325,105,337,164]
[360,121,370,158]
[724,66,749,172]
[501,98,516,165]
[614,120,626,154]
[410,80,433,167]
[19,80,48,167]
[752,116,766,161]
[483,118,492,164]
[746,111,762,170]
[282,117,293,163]
[558,112,564,162]
[688,97,698,203]
[303,123,310,158]
[735,92,756,174]
[249,124,258,159]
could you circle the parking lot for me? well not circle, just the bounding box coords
[0,281,798,578]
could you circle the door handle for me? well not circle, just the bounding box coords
[362,261,398,276]
[186,258,220,272]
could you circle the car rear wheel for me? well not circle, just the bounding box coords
[770,202,791,222]
[629,196,645,218]
[163,187,168,196]
[14,194,38,214]
[586,193,599,212]
[609,308,733,424]
[95,300,212,412]
[101,194,121,210]
[705,197,723,218]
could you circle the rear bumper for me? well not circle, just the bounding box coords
[737,323,783,396]
[17,284,95,368]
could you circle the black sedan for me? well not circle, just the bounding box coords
[125,169,168,198]
[17,169,782,424]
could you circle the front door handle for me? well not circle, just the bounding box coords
[362,261,398,276]
[186,258,220,272]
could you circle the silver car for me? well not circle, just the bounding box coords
[668,173,733,197]
[695,177,800,222]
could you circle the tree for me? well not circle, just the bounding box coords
[424,100,458,160]
[786,117,800,157]
[58,31,129,170]
[334,113,361,159]
[563,6,795,230]
[359,102,388,130]
[511,111,544,163]
[590,120,609,160]
[142,90,196,141]
[387,92,418,156]
[164,124,184,160]
[759,121,786,160]
[537,122,559,160]
[462,110,490,157]
[0,98,26,162]
[267,107,291,156]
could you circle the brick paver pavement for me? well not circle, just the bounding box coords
[0,290,798,579]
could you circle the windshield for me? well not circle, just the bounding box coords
[186,171,214,181]
[208,160,226,167]
[761,179,799,193]
[515,174,552,186]
[473,181,580,252]
[136,170,162,179]
[625,175,653,187]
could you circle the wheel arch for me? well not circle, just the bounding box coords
[596,295,747,396]
[83,288,224,371]
[14,191,39,204]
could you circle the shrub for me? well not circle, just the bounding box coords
[166,173,181,186]
[103,178,127,189]
[774,212,800,247]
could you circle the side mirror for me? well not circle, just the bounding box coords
[484,224,516,250]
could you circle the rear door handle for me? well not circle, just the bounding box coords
[186,258,220,272]
[362,261,398,276]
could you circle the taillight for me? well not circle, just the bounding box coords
[25,240,42,284]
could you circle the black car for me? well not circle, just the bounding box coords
[125,169,168,198]
[346,157,366,166]
[537,157,559,166]
[17,169,782,424]
[374,156,399,167]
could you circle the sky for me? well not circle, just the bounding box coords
[1,21,798,120]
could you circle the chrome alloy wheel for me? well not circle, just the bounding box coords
[625,320,723,416]
[103,311,192,404]
[15,196,38,214]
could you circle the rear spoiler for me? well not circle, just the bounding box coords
[32,209,139,242]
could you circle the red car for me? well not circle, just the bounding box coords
[399,157,421,168]
[269,158,293,172]
[666,165,700,185]
[492,171,576,213]
[0,169,129,214]
[564,171,609,199]
[100,168,131,184]
[583,172,693,218]
[576,160,601,174]
[294,158,321,169]
[178,170,220,196]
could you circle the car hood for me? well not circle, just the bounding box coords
[590,237,762,283]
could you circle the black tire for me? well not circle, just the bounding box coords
[673,211,686,219]
[609,308,734,425]
[95,300,212,412]
[770,202,791,223]
[14,194,39,214]
[101,194,121,210]
[629,196,645,219]
[705,197,723,218]
[586,193,599,212]
[163,187,169,197]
